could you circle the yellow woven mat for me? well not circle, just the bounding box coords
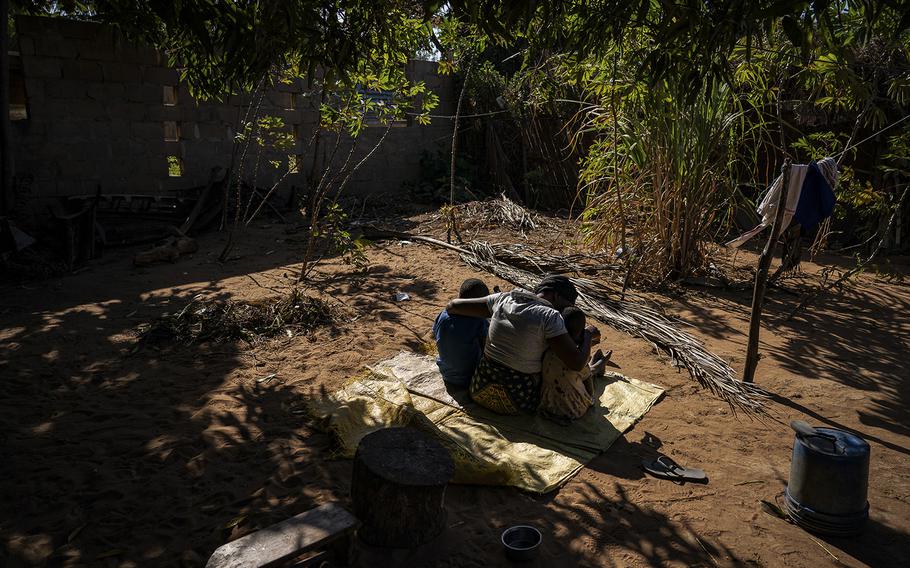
[307,352,664,493]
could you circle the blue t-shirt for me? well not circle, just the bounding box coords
[433,309,489,387]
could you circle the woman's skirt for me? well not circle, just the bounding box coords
[469,356,541,415]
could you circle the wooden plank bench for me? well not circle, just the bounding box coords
[206,503,359,568]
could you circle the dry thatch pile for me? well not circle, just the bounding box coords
[456,193,555,235]
[139,289,334,345]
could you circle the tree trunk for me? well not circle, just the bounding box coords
[351,427,454,548]
[446,55,473,244]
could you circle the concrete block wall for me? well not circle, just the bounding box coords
[12,16,454,207]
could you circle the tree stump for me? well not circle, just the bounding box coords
[351,427,454,548]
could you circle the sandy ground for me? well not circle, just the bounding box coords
[1,214,907,568]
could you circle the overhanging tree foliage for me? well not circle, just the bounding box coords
[435,1,909,280]
[14,1,439,99]
[446,0,909,91]
[6,0,907,265]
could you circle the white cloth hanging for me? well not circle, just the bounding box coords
[727,164,810,248]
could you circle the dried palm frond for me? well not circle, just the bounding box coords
[460,241,769,416]
[470,242,623,278]
[139,289,334,345]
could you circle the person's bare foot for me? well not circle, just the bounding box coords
[590,349,608,376]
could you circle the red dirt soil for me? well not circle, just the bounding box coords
[1,216,907,567]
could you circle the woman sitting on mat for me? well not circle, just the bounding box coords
[445,275,598,415]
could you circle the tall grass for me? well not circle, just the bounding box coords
[576,80,765,281]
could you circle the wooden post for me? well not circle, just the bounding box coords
[1,0,12,217]
[743,158,792,383]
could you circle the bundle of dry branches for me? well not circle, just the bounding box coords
[456,193,555,235]
[460,241,769,415]
[139,289,334,345]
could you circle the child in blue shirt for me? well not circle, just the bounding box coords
[433,278,490,387]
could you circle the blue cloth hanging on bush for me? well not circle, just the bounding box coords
[727,157,838,247]
[792,160,837,231]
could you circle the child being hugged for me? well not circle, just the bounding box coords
[433,278,491,388]
[539,306,609,421]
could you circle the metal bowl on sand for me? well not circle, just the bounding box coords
[501,525,542,561]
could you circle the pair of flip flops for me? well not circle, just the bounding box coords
[641,455,708,484]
